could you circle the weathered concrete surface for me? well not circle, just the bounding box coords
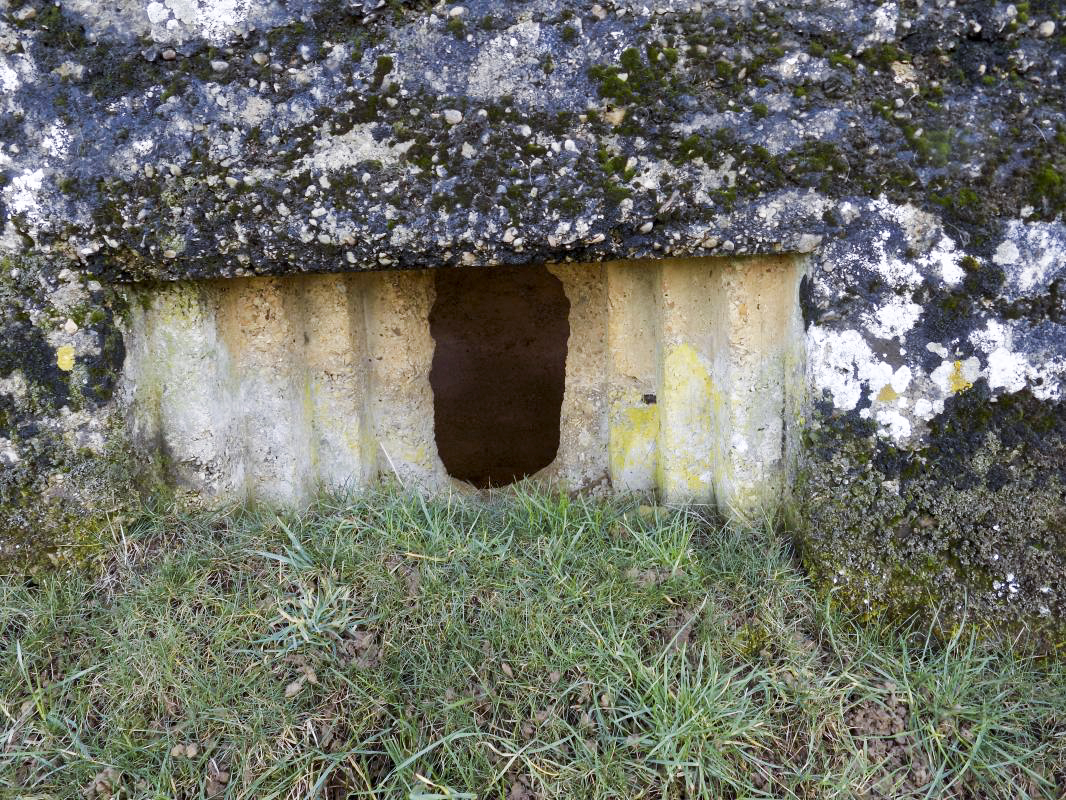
[124,271,444,503]
[0,0,1064,640]
[122,256,802,513]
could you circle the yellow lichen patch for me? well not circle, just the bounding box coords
[949,360,973,393]
[56,345,76,372]
[663,343,723,414]
[659,343,720,497]
[608,405,660,477]
[875,384,899,404]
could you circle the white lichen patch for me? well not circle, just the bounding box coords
[0,50,37,115]
[0,370,29,404]
[132,138,155,156]
[466,21,543,101]
[811,303,1065,444]
[993,220,1066,297]
[0,57,20,94]
[673,107,842,157]
[807,326,889,411]
[3,169,46,227]
[145,0,258,45]
[0,436,19,466]
[969,320,1064,399]
[863,294,922,340]
[864,2,900,43]
[754,108,844,157]
[234,95,275,129]
[993,239,1020,268]
[753,190,833,229]
[769,52,832,84]
[292,123,406,176]
[867,405,911,439]
[42,121,72,161]
[873,197,941,252]
[917,233,965,285]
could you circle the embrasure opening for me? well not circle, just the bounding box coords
[429,265,570,488]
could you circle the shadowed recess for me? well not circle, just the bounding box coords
[430,265,570,488]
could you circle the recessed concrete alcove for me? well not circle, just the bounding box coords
[121,255,805,517]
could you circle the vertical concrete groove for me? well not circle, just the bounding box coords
[356,272,389,484]
[291,274,369,495]
[283,276,318,504]
[346,272,378,487]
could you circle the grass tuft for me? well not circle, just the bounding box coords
[0,487,1063,798]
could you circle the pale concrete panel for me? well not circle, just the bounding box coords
[546,263,609,489]
[122,282,245,499]
[361,269,448,489]
[605,259,661,492]
[292,273,376,492]
[655,259,726,504]
[715,255,805,516]
[123,256,805,515]
[216,278,315,506]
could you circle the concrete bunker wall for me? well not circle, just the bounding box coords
[122,255,805,517]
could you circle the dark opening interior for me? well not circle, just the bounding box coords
[429,265,570,488]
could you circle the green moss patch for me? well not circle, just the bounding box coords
[798,387,1066,652]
